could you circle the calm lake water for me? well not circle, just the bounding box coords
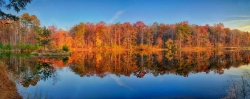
[1,51,250,99]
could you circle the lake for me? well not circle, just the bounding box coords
[1,50,250,99]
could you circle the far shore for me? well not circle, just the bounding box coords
[0,47,250,53]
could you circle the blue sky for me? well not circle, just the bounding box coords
[5,0,250,31]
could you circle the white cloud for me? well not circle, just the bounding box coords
[228,15,250,18]
[222,19,250,32]
[238,25,250,29]
[223,19,250,24]
[238,25,250,32]
[108,9,127,23]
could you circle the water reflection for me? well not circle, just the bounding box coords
[1,55,63,88]
[1,51,250,84]
[223,71,250,99]
[0,51,250,98]
[68,51,250,78]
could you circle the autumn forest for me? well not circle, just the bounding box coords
[1,13,249,52]
[1,0,250,98]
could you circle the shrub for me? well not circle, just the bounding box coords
[62,45,69,52]
[0,42,3,49]
[25,44,32,50]
[37,49,43,53]
[5,52,11,59]
[62,57,69,64]
[5,43,11,50]
[34,44,41,50]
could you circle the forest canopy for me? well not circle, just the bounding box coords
[0,13,250,51]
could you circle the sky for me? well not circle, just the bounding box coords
[4,0,250,31]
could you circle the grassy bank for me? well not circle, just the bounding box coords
[31,50,71,56]
[0,62,22,99]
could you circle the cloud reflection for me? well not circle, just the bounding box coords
[110,75,133,90]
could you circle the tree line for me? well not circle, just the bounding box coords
[0,13,250,51]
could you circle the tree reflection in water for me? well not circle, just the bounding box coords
[37,61,54,81]
[0,54,63,87]
[1,50,250,88]
[20,58,60,87]
[69,51,250,78]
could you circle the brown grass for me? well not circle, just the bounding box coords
[179,47,213,52]
[0,63,22,99]
[31,51,71,56]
